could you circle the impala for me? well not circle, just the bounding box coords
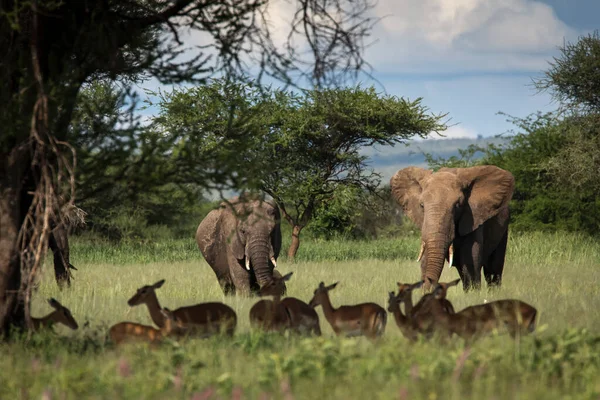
[127,279,237,337]
[308,282,386,340]
[109,308,182,346]
[421,281,537,341]
[31,298,79,331]
[249,272,293,332]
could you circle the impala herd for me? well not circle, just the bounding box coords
[34,272,537,345]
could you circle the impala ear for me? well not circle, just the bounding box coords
[448,279,461,287]
[48,298,61,309]
[318,282,325,289]
[152,279,165,289]
[281,272,293,281]
[411,281,424,290]
[326,282,339,291]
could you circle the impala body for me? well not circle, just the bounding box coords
[127,279,237,337]
[109,308,182,345]
[309,282,386,340]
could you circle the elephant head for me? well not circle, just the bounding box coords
[223,196,282,290]
[390,166,514,290]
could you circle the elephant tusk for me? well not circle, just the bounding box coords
[447,244,454,268]
[245,257,251,271]
[416,241,425,262]
[270,256,277,268]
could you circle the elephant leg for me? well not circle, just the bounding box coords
[484,230,508,288]
[218,276,236,295]
[229,257,253,296]
[457,265,474,291]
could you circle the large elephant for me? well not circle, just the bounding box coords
[196,196,283,296]
[390,166,515,292]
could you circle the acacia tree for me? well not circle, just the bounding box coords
[261,87,447,259]
[534,31,600,194]
[0,0,377,335]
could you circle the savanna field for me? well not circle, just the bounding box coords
[4,231,600,400]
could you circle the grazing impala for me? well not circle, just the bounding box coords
[249,272,293,332]
[109,308,182,346]
[31,298,79,331]
[308,282,387,340]
[421,281,538,341]
[127,279,237,337]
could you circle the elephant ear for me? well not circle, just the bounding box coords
[390,167,432,228]
[218,198,246,260]
[453,166,515,235]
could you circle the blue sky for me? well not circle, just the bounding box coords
[360,0,599,140]
[137,0,598,141]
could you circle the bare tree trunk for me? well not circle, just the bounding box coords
[287,225,304,261]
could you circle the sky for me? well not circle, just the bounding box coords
[136,0,598,141]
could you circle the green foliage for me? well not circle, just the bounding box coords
[260,85,447,233]
[70,82,216,240]
[535,30,600,113]
[309,185,406,240]
[424,143,488,171]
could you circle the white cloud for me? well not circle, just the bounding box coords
[368,0,578,73]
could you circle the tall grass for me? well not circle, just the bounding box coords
[4,231,600,399]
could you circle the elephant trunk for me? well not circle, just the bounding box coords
[420,237,449,290]
[247,236,273,288]
[421,209,455,291]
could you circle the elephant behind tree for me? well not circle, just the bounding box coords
[196,196,283,296]
[390,166,515,292]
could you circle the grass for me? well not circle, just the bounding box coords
[2,231,600,399]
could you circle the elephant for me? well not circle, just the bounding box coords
[390,165,515,292]
[196,196,283,296]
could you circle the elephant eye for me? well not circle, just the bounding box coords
[419,202,424,208]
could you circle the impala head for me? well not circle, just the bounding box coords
[128,279,165,306]
[258,272,293,297]
[308,281,338,308]
[391,166,514,291]
[387,291,401,312]
[48,298,79,330]
[224,197,282,292]
[430,278,461,300]
[397,281,423,300]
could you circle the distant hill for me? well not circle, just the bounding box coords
[365,136,509,184]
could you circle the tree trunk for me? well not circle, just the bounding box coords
[287,225,304,261]
[0,148,29,336]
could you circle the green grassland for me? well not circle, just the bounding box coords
[2,232,600,399]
